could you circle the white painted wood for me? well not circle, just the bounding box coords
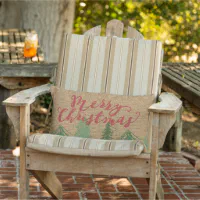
[3,84,51,106]
[84,25,101,36]
[127,26,144,39]
[151,41,162,96]
[83,36,111,93]
[65,35,85,91]
[140,41,152,95]
[132,40,146,96]
[149,92,182,113]
[106,19,124,37]
[57,34,162,98]
[86,37,108,93]
[107,37,132,95]
[61,34,89,91]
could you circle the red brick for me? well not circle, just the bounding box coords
[161,178,168,184]
[75,177,93,183]
[0,168,16,171]
[0,174,16,180]
[140,193,149,199]
[161,163,191,167]
[0,180,17,187]
[82,192,100,199]
[162,167,194,170]
[185,194,200,199]
[57,176,74,184]
[117,185,136,192]
[183,189,200,193]
[131,178,149,185]
[0,171,16,175]
[175,181,200,185]
[0,150,200,199]
[0,186,18,191]
[62,183,96,192]
[1,191,18,199]
[101,193,139,199]
[0,150,13,155]
[62,191,80,199]
[164,193,180,199]
[1,161,16,167]
[173,177,200,181]
[30,191,51,197]
[97,183,116,192]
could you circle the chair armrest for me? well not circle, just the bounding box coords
[149,92,182,114]
[3,84,51,106]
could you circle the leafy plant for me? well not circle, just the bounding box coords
[75,0,200,63]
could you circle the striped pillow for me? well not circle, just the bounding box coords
[27,134,144,157]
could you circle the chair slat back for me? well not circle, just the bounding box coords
[127,26,144,39]
[106,19,124,37]
[56,34,162,98]
[54,33,162,152]
[84,25,101,36]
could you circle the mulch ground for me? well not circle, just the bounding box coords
[0,150,200,199]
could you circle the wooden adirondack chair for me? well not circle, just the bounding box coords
[3,20,182,200]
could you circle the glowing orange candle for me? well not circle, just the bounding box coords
[24,32,38,58]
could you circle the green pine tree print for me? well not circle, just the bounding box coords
[75,119,90,138]
[102,122,112,140]
[120,130,137,140]
[52,125,70,136]
[143,135,148,149]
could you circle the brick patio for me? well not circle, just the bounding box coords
[0,150,200,199]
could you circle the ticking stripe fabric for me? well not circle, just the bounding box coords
[56,34,162,97]
[27,134,144,157]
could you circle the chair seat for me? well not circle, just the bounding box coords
[27,134,144,157]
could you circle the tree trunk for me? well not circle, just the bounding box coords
[0,0,75,62]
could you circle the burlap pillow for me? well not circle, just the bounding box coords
[50,86,154,149]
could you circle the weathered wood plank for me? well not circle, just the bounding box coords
[149,113,159,199]
[26,148,150,178]
[30,170,62,199]
[84,25,101,36]
[0,85,10,149]
[20,105,30,199]
[6,106,20,147]
[162,71,200,108]
[0,63,57,77]
[163,107,183,152]
[149,92,182,114]
[158,112,176,149]
[106,19,124,37]
[163,68,200,92]
[168,68,200,86]
[127,26,144,39]
[3,84,51,106]
[0,77,50,90]
[156,164,164,199]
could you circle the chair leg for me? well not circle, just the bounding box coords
[149,113,160,199]
[20,105,30,199]
[149,166,157,199]
[20,167,29,199]
[147,165,164,200]
[30,170,63,200]
[156,164,164,199]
